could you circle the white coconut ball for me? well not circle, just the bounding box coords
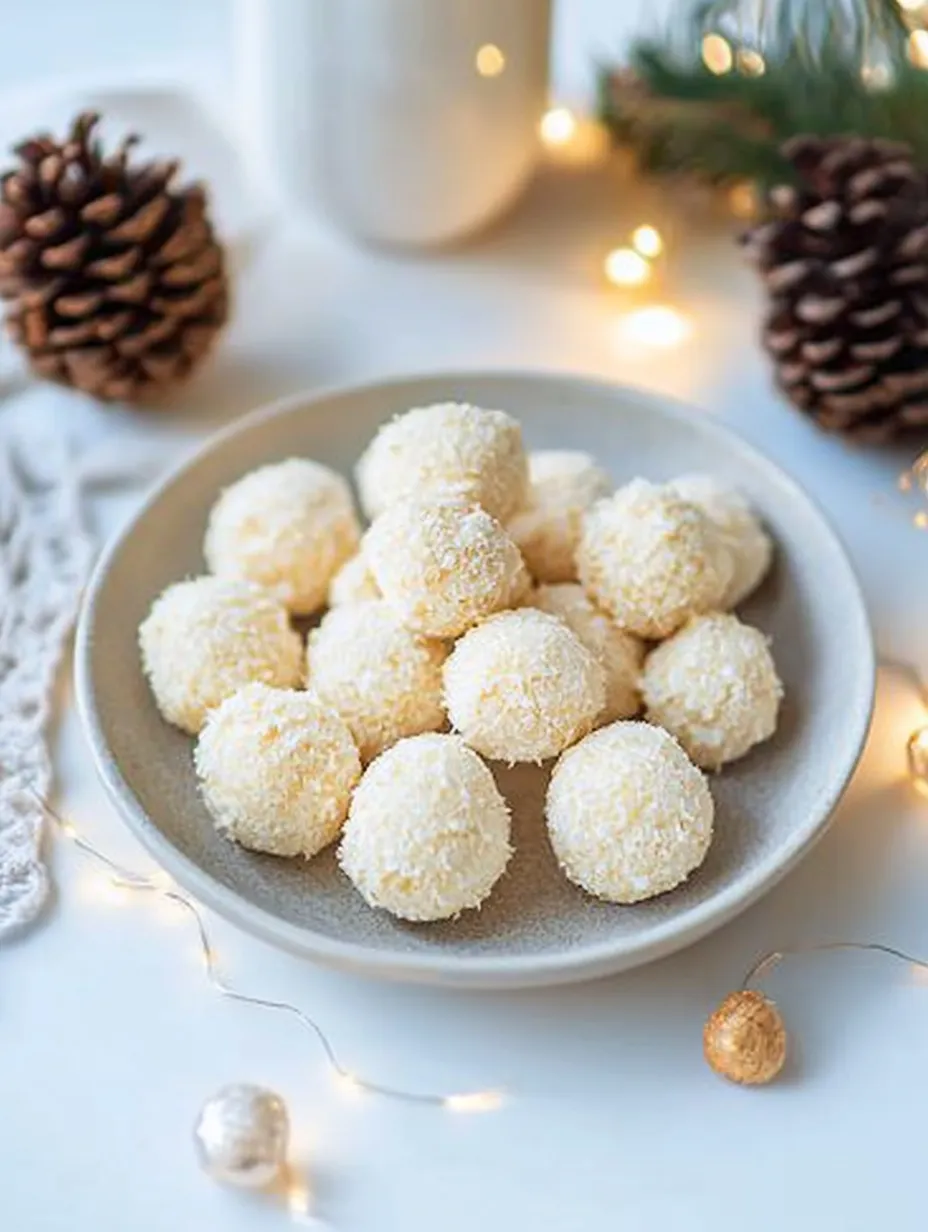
[204,458,361,615]
[139,577,303,734]
[444,608,605,763]
[546,721,714,904]
[642,612,783,769]
[338,733,512,921]
[306,601,448,763]
[365,496,530,638]
[533,583,644,723]
[355,402,528,523]
[508,450,612,583]
[195,684,361,859]
[666,474,772,608]
[327,552,381,607]
[577,478,733,639]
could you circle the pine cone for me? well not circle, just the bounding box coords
[0,112,228,402]
[743,135,928,441]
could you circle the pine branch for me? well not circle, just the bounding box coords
[598,0,928,188]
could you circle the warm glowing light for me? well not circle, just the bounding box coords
[444,1090,504,1114]
[604,247,651,288]
[736,48,766,76]
[631,224,663,259]
[915,511,928,530]
[728,180,760,220]
[336,1071,362,1096]
[475,44,506,77]
[908,29,928,67]
[286,1171,312,1217]
[898,0,926,12]
[910,961,928,987]
[702,33,733,74]
[539,106,577,146]
[93,875,131,906]
[861,61,893,89]
[618,305,692,348]
[908,726,928,794]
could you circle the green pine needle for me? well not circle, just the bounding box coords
[598,0,928,187]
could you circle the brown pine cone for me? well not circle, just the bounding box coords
[0,112,228,402]
[743,134,928,441]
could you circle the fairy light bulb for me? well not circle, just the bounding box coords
[702,33,733,74]
[618,306,691,348]
[335,1072,362,1097]
[444,1090,504,1113]
[631,225,663,259]
[604,247,651,288]
[908,29,928,66]
[908,726,928,795]
[539,106,577,146]
[475,44,506,77]
[736,48,766,76]
[729,180,760,220]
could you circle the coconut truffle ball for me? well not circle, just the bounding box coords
[327,552,381,607]
[508,450,612,583]
[546,721,714,903]
[139,577,303,734]
[306,601,448,763]
[195,684,361,859]
[533,583,644,724]
[444,608,605,762]
[365,496,530,638]
[355,402,528,523]
[204,458,361,615]
[338,733,512,921]
[666,474,773,608]
[577,479,733,639]
[642,612,783,769]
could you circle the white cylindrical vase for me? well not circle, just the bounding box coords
[235,0,551,248]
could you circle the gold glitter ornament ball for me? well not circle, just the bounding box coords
[193,1084,290,1189]
[703,990,787,1085]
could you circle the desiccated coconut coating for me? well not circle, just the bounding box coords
[642,612,783,769]
[666,474,773,609]
[443,608,605,763]
[195,683,361,859]
[204,458,361,615]
[306,601,448,763]
[327,551,381,606]
[577,479,733,639]
[139,576,303,734]
[337,733,512,921]
[355,402,528,523]
[364,496,530,638]
[546,721,714,903]
[508,450,612,583]
[533,583,644,724]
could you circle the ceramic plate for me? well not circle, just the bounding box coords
[75,372,874,989]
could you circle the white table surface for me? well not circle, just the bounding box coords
[4,15,928,1231]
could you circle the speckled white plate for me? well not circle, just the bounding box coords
[75,372,874,989]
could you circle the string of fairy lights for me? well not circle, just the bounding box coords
[35,788,502,1115]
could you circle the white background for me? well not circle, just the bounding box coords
[3,2,928,1230]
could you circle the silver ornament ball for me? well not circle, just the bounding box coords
[193,1083,290,1189]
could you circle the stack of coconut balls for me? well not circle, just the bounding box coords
[139,402,783,924]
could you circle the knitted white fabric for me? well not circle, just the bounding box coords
[0,398,164,938]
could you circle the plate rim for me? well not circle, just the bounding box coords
[74,369,876,988]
